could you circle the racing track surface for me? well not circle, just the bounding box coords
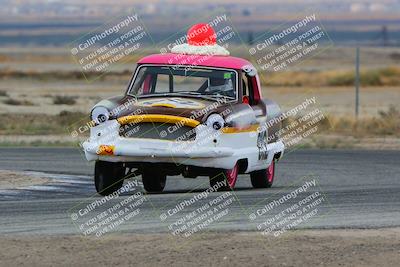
[0,148,399,235]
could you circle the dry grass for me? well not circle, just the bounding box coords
[290,105,400,138]
[0,90,8,97]
[0,69,132,81]
[327,67,400,86]
[0,111,86,135]
[261,66,400,87]
[3,98,35,106]
[52,95,77,105]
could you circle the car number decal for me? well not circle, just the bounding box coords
[257,131,268,160]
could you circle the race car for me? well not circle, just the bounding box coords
[83,23,284,195]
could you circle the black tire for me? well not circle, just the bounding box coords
[141,168,166,193]
[250,161,275,188]
[209,163,239,192]
[209,172,230,191]
[94,161,125,196]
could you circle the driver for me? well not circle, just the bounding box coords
[208,77,234,97]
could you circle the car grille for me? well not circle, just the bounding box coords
[119,122,196,141]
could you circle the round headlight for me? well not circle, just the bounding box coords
[91,106,109,123]
[206,114,225,130]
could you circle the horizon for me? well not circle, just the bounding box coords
[1,0,400,47]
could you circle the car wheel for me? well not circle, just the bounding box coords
[209,162,239,191]
[141,168,167,193]
[94,161,125,196]
[250,160,275,188]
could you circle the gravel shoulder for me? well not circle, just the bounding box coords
[1,228,399,267]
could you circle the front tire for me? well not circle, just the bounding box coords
[250,160,275,188]
[141,168,166,193]
[94,161,125,196]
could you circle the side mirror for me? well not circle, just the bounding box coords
[242,65,257,77]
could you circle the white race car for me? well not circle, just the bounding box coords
[83,24,284,195]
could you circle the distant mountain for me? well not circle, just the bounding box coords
[0,0,399,47]
[0,0,399,22]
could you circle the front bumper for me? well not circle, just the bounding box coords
[83,137,234,158]
[82,120,284,171]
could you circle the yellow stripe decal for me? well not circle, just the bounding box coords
[221,124,259,133]
[117,114,200,128]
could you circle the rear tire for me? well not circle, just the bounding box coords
[250,160,275,188]
[209,162,239,191]
[94,161,125,196]
[141,168,166,193]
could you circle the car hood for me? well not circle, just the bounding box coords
[99,95,234,122]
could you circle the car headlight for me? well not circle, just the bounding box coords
[206,114,225,130]
[91,106,110,123]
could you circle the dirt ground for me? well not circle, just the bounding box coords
[0,228,399,267]
[0,170,50,189]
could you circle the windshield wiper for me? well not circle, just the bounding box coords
[179,92,236,101]
[135,92,183,98]
[202,92,236,100]
[178,92,202,95]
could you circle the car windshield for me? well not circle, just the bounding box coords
[128,65,237,100]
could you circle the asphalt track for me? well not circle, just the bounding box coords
[0,148,399,235]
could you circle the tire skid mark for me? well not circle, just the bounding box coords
[0,171,93,200]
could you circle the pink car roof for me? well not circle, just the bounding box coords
[138,53,253,70]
